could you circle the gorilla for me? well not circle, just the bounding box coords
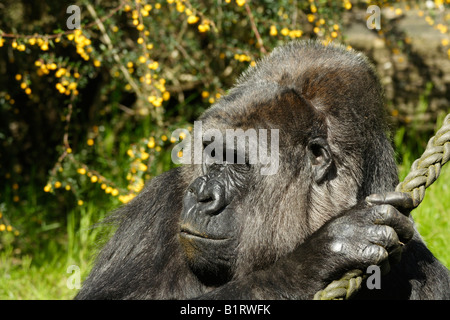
[76,41,449,300]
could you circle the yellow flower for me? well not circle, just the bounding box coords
[148,61,159,70]
[77,168,86,175]
[270,25,278,36]
[187,15,199,24]
[93,60,101,67]
[111,189,119,196]
[176,3,185,12]
[55,68,66,78]
[15,74,22,81]
[0,224,5,231]
[147,137,156,148]
[77,200,84,206]
[152,97,163,107]
[87,138,94,146]
[54,181,62,188]
[281,28,289,36]
[198,24,210,32]
[236,0,246,6]
[162,91,170,101]
[44,184,52,192]
[6,225,12,232]
[137,37,144,44]
[65,185,71,191]
[139,56,147,63]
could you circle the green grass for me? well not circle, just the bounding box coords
[0,200,111,299]
[405,166,450,268]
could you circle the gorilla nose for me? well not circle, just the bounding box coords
[188,177,226,215]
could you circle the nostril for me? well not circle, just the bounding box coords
[197,192,214,203]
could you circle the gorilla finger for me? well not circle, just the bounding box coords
[359,244,388,266]
[367,225,400,252]
[371,205,414,243]
[366,192,415,214]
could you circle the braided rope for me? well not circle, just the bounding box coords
[314,113,450,300]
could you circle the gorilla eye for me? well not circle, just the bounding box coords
[309,143,323,160]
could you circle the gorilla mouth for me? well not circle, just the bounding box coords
[180,225,229,241]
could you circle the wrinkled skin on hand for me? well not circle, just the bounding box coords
[314,192,415,280]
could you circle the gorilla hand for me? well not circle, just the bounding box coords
[312,192,415,281]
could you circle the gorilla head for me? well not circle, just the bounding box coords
[76,41,449,300]
[177,41,397,286]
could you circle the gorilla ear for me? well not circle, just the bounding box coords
[307,137,333,184]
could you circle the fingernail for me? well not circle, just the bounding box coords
[366,194,382,202]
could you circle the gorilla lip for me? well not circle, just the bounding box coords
[180,226,229,241]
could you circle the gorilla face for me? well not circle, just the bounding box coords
[179,157,248,285]
[179,128,254,285]
[178,87,333,286]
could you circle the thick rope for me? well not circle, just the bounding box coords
[314,113,450,300]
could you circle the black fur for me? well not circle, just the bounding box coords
[76,41,449,300]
